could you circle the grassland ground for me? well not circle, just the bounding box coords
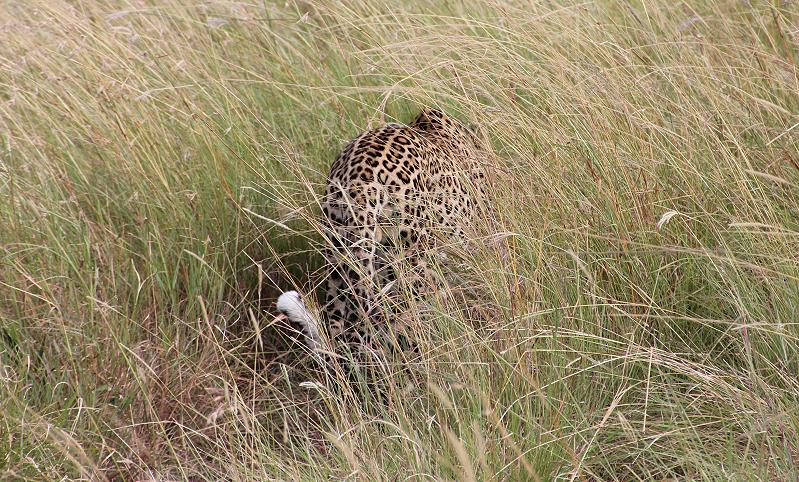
[1,0,799,480]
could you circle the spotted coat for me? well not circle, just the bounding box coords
[320,108,486,359]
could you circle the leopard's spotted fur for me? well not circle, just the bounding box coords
[319,108,487,362]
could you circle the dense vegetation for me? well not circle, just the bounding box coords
[2,0,798,479]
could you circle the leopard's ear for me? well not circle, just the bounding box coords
[410,107,447,130]
[419,107,446,119]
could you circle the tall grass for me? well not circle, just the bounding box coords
[1,0,798,479]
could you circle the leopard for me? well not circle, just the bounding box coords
[276,107,488,372]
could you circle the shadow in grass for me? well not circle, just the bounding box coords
[239,228,327,373]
